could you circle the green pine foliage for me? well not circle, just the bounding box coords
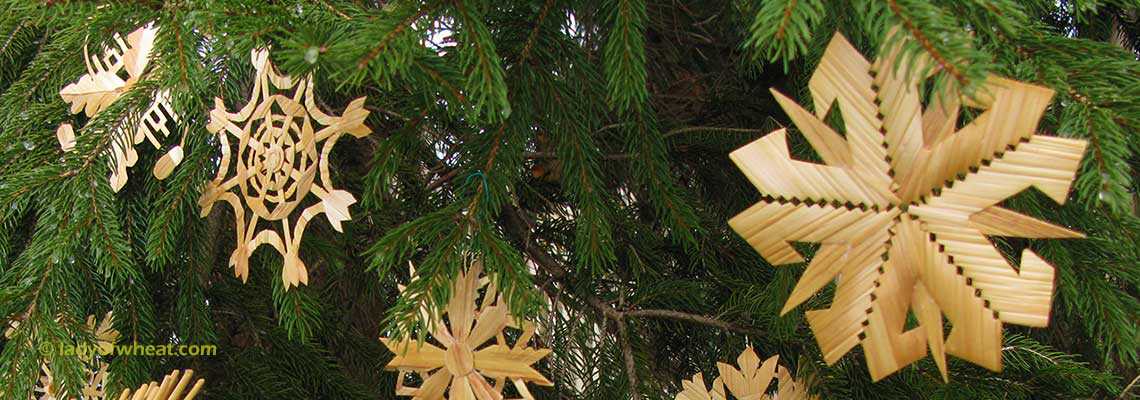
[0,0,1137,399]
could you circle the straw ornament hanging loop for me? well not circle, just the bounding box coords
[728,31,1086,381]
[198,49,371,289]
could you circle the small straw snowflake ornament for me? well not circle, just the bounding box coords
[25,313,120,400]
[83,312,121,362]
[676,346,817,400]
[380,262,553,399]
[33,364,64,400]
[198,49,371,289]
[728,32,1087,381]
[56,23,182,192]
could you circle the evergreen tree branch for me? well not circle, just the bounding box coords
[617,318,640,400]
[603,0,648,113]
[885,0,967,87]
[501,204,764,336]
[451,0,510,121]
[1120,374,1139,399]
[353,3,432,71]
[316,0,350,20]
[0,22,24,56]
[518,0,556,64]
[411,57,467,104]
[525,125,773,160]
[624,112,702,248]
[743,0,824,69]
[624,309,764,336]
[662,125,772,138]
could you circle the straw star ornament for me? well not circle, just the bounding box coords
[198,49,371,289]
[381,262,552,399]
[676,347,816,400]
[728,33,1087,381]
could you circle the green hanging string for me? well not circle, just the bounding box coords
[461,170,490,200]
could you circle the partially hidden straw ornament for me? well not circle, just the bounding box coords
[380,261,553,399]
[57,23,182,192]
[676,346,817,400]
[727,32,1086,381]
[17,316,203,400]
[198,49,371,289]
[19,313,120,400]
[114,369,205,400]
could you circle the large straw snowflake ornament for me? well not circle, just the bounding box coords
[676,347,817,400]
[380,262,553,399]
[198,49,371,289]
[728,33,1087,381]
[56,23,182,192]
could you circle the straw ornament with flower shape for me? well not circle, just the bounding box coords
[676,346,817,400]
[381,261,552,399]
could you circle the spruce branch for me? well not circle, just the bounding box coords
[623,309,764,336]
[623,112,702,248]
[617,318,640,400]
[525,125,773,160]
[518,0,557,64]
[316,0,350,20]
[603,0,648,113]
[501,204,765,337]
[354,4,431,71]
[451,0,510,121]
[743,0,824,69]
[885,0,968,87]
[411,57,467,103]
[168,13,191,85]
[1120,374,1139,399]
[0,22,25,56]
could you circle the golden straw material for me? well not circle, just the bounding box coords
[57,23,182,192]
[381,262,553,399]
[25,313,120,400]
[676,346,817,400]
[115,369,205,400]
[198,49,371,289]
[728,32,1086,381]
[21,317,204,400]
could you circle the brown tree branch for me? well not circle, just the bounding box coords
[521,125,768,161]
[426,168,461,190]
[617,318,641,400]
[885,0,969,88]
[625,309,765,336]
[500,205,765,336]
[524,151,634,161]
